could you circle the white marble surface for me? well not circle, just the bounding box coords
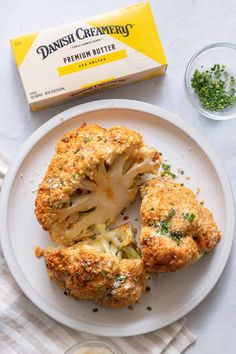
[0,0,236,352]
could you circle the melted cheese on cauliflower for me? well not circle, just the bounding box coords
[43,224,146,308]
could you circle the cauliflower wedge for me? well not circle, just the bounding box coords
[140,178,221,273]
[43,224,146,308]
[35,124,161,246]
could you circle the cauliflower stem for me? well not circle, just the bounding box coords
[57,147,159,244]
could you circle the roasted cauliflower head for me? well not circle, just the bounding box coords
[43,224,146,308]
[140,177,221,273]
[35,124,161,246]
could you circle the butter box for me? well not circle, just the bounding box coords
[10,1,167,111]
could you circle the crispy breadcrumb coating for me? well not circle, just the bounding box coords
[140,177,221,273]
[35,124,161,246]
[43,224,146,308]
[34,246,44,258]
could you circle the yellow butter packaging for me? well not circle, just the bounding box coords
[10,1,167,111]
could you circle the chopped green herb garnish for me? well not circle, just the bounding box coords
[81,264,87,269]
[83,137,91,143]
[154,209,183,245]
[97,136,102,141]
[191,64,236,111]
[169,231,183,246]
[97,284,105,290]
[73,171,81,179]
[183,212,195,222]
[230,76,235,85]
[158,220,169,234]
[101,269,110,277]
[146,306,152,311]
[150,207,155,211]
[167,209,176,220]
[161,163,176,179]
[90,235,96,240]
[115,274,126,282]
[59,165,63,171]
[162,163,170,171]
[73,148,81,154]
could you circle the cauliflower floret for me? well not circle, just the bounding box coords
[35,124,161,246]
[140,177,221,273]
[42,224,146,308]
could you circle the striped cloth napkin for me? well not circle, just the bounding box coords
[0,152,196,354]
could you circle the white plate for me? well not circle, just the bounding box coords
[0,99,234,337]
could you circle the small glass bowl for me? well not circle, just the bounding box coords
[65,339,124,354]
[184,43,236,120]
